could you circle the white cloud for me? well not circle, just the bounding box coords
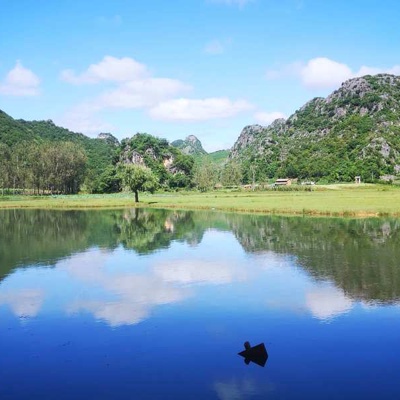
[254,111,286,125]
[0,61,40,96]
[60,55,255,131]
[204,40,225,55]
[59,77,190,135]
[300,57,353,89]
[96,78,191,109]
[57,104,115,135]
[60,56,148,84]
[306,286,353,321]
[266,57,400,89]
[59,55,194,133]
[149,97,253,121]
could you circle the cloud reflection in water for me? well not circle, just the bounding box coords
[306,286,353,321]
[0,231,365,327]
[0,288,45,318]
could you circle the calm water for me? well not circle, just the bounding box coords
[1,209,400,399]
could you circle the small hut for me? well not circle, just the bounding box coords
[275,178,292,186]
[355,176,361,184]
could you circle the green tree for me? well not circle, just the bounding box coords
[119,164,159,202]
[0,143,11,194]
[96,166,121,193]
[10,143,30,194]
[193,159,218,191]
[44,142,87,194]
[26,143,47,194]
[221,161,243,187]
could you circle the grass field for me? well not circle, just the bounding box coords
[1,184,400,217]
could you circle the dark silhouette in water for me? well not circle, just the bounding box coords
[238,341,268,367]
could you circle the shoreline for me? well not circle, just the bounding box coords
[1,186,400,218]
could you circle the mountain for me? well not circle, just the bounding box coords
[171,135,207,156]
[0,110,196,192]
[0,110,118,192]
[207,149,229,165]
[97,132,120,147]
[230,74,400,183]
[171,135,230,166]
[119,133,194,188]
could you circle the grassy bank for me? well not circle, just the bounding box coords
[1,184,400,217]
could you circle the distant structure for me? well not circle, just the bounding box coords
[275,178,292,186]
[355,176,361,184]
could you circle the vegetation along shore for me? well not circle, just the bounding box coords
[1,184,400,217]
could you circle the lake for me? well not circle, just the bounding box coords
[1,208,400,399]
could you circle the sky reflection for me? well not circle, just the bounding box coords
[2,210,400,399]
[0,229,371,327]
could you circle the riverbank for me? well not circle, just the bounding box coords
[1,184,399,217]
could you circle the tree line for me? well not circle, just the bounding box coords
[0,139,245,198]
[0,127,246,199]
[0,141,86,194]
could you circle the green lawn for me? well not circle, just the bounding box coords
[1,184,400,217]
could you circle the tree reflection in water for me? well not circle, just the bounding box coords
[1,209,400,304]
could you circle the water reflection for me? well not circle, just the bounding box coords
[63,251,187,326]
[1,209,400,326]
[214,379,262,400]
[1,210,399,305]
[0,288,44,318]
[305,286,353,320]
[1,209,400,399]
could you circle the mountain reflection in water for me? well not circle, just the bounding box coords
[1,209,400,307]
[1,209,400,399]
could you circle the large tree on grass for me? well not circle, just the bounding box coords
[119,164,158,202]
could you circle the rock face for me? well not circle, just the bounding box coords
[230,74,400,182]
[97,132,120,146]
[230,124,267,159]
[119,133,193,178]
[120,149,145,166]
[171,135,207,156]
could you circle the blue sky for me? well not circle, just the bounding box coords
[1,0,400,151]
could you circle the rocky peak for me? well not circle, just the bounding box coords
[230,124,266,159]
[171,135,207,155]
[285,74,400,130]
[268,118,287,133]
[98,132,120,146]
[186,135,199,143]
[326,77,372,103]
[228,73,400,181]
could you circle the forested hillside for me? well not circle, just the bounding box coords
[0,110,118,193]
[0,111,196,194]
[207,149,229,164]
[231,74,400,183]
